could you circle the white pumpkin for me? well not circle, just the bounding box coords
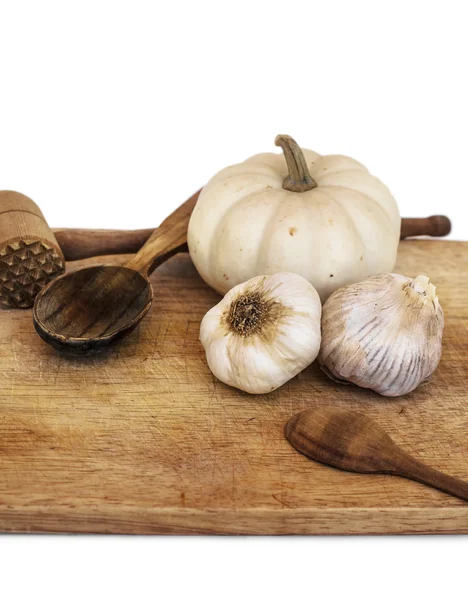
[188,135,400,301]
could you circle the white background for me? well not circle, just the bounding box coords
[0,1,467,599]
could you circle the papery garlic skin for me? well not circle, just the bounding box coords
[200,272,322,394]
[319,273,444,397]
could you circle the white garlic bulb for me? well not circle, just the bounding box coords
[200,272,322,394]
[319,273,444,397]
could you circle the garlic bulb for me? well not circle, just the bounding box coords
[319,273,444,397]
[200,272,322,394]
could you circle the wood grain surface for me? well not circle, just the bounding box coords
[0,240,467,535]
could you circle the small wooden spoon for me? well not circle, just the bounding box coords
[285,407,468,502]
[33,190,200,355]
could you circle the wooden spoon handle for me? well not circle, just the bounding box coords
[400,215,451,239]
[124,189,200,276]
[393,451,468,502]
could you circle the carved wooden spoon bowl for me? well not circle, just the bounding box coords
[285,406,468,502]
[33,265,151,355]
[33,192,199,356]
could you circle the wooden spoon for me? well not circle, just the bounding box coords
[32,190,200,356]
[285,407,468,502]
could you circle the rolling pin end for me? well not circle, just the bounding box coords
[429,215,451,237]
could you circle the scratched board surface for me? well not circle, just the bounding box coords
[0,240,467,534]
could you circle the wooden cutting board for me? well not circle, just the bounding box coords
[0,240,467,535]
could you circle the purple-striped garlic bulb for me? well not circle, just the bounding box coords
[319,273,444,397]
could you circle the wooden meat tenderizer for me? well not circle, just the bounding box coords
[0,191,65,308]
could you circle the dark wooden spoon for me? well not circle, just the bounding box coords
[32,190,200,355]
[285,407,468,502]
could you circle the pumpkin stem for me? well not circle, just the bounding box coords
[275,134,317,192]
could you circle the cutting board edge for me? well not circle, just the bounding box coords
[1,506,468,535]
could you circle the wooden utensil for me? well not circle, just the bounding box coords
[0,191,65,308]
[285,407,468,502]
[53,214,452,261]
[32,190,200,355]
[400,215,451,239]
